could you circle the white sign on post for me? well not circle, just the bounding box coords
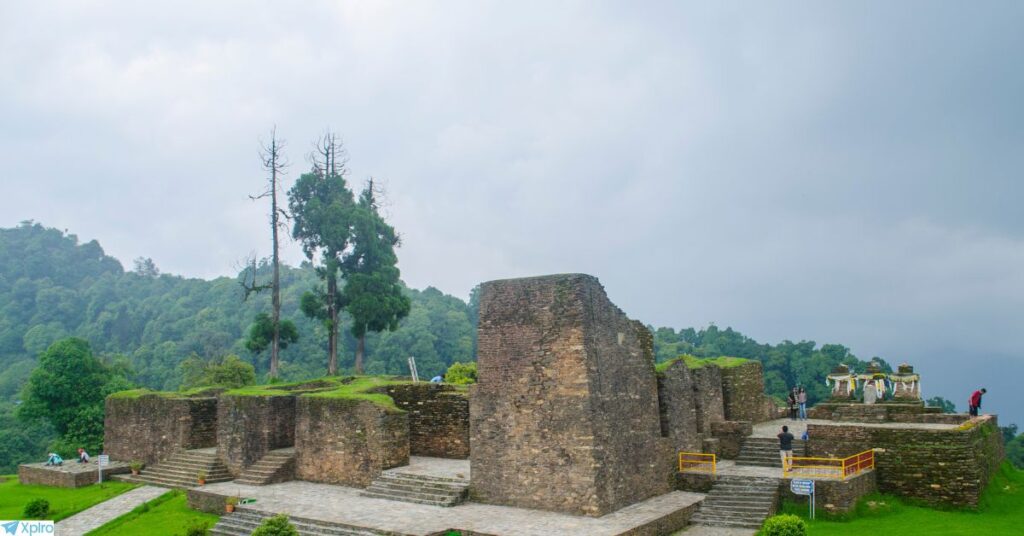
[790,478,815,519]
[97,454,110,484]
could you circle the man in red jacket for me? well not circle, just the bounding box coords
[968,388,986,417]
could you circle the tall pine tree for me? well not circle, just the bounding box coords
[343,179,410,374]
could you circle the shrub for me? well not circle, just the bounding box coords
[761,514,806,536]
[23,498,50,519]
[444,362,477,385]
[252,514,299,536]
[184,520,210,536]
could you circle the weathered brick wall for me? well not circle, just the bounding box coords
[720,361,772,423]
[710,420,753,459]
[780,471,877,514]
[217,394,296,476]
[657,361,701,453]
[385,384,470,459]
[471,274,672,517]
[691,366,725,435]
[806,416,1004,508]
[295,397,409,487]
[18,463,130,488]
[104,395,218,465]
[809,402,940,423]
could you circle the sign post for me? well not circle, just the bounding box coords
[790,478,815,520]
[97,454,110,484]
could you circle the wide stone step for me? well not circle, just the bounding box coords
[359,490,456,507]
[373,476,466,493]
[380,471,469,485]
[364,484,459,501]
[223,509,383,535]
[691,517,764,529]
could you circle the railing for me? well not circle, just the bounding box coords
[783,449,874,480]
[678,452,716,475]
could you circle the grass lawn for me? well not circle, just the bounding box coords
[773,462,1024,535]
[85,489,219,536]
[0,475,136,521]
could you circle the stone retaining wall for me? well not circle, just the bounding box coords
[806,416,1003,508]
[710,420,752,459]
[294,397,409,487]
[471,274,673,517]
[217,394,297,475]
[691,366,725,436]
[657,361,701,453]
[18,462,130,488]
[808,402,940,423]
[780,471,877,514]
[104,394,218,465]
[385,384,470,459]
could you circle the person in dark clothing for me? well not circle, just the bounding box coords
[968,388,986,417]
[778,425,795,469]
[787,390,798,420]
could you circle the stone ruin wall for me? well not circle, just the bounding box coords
[720,361,777,423]
[104,394,218,465]
[216,394,297,476]
[470,274,673,517]
[294,397,409,487]
[657,361,702,454]
[806,415,1004,508]
[385,383,470,459]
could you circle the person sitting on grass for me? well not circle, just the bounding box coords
[77,448,90,464]
[46,453,63,466]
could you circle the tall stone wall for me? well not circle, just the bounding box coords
[691,366,725,435]
[720,361,772,423]
[657,361,701,453]
[385,384,470,459]
[470,274,672,517]
[806,416,1004,508]
[295,397,409,487]
[104,394,218,465]
[217,394,297,476]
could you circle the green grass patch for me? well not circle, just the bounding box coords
[774,462,1024,535]
[226,375,415,411]
[85,489,219,536]
[655,354,750,372]
[0,476,137,522]
[107,386,223,399]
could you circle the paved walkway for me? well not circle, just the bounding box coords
[56,485,166,536]
[674,526,755,536]
[204,480,703,536]
[388,455,469,481]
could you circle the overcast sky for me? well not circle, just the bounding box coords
[2,2,1022,423]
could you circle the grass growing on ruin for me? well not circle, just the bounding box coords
[655,354,749,372]
[107,385,223,399]
[772,462,1024,535]
[85,490,219,536]
[225,375,414,411]
[0,476,137,521]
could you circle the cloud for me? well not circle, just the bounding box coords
[1,1,1022,423]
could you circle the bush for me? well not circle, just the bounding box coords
[184,520,210,536]
[252,514,298,536]
[23,498,50,519]
[444,362,477,385]
[761,514,806,536]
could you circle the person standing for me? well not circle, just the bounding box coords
[778,425,795,470]
[787,390,798,420]
[969,388,987,417]
[797,387,808,421]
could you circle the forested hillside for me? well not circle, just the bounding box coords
[0,221,901,471]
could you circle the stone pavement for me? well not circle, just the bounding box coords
[390,455,469,480]
[751,417,956,439]
[674,526,756,536]
[203,480,703,536]
[55,485,166,536]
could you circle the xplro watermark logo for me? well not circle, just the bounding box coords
[0,521,54,535]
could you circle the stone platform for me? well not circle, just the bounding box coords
[190,457,701,535]
[19,461,131,488]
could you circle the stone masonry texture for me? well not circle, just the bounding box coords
[470,274,673,517]
[217,394,297,476]
[104,394,217,465]
[656,361,701,453]
[385,383,470,459]
[806,416,1004,508]
[294,396,409,487]
[691,365,725,436]
[720,361,774,423]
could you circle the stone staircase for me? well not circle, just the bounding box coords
[234,448,296,486]
[735,436,806,468]
[211,508,383,536]
[690,475,780,529]
[359,468,469,507]
[129,448,232,489]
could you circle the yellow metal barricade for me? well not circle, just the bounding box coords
[678,452,716,475]
[784,449,874,480]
